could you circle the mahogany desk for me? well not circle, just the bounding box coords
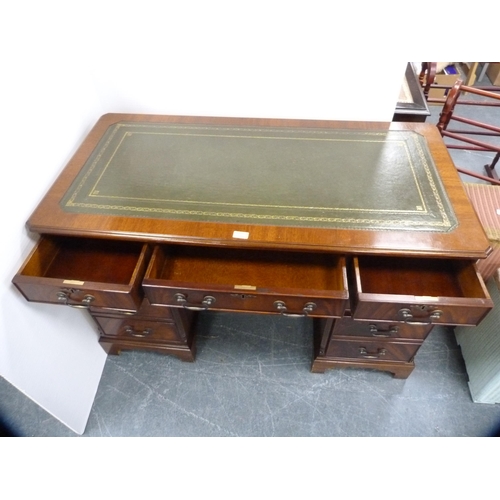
[13,114,494,378]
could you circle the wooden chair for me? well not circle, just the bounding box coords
[419,62,438,101]
[419,62,500,105]
[436,80,500,185]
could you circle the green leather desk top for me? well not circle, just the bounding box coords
[27,114,490,258]
[60,122,456,233]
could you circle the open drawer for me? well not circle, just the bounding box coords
[143,245,349,317]
[351,256,493,326]
[12,236,150,311]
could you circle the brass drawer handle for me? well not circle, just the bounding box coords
[56,291,69,303]
[174,293,216,311]
[399,307,443,324]
[369,324,399,337]
[125,326,152,338]
[273,300,317,317]
[359,347,386,359]
[56,290,95,308]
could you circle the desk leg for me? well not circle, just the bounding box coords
[311,357,415,379]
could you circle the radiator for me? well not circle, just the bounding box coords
[455,271,500,404]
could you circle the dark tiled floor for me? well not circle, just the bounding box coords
[2,314,500,437]
[2,65,500,436]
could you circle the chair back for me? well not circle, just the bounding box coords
[436,80,500,184]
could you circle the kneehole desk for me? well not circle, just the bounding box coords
[13,114,494,378]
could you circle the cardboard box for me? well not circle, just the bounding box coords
[464,183,500,281]
[486,63,500,86]
[427,64,462,103]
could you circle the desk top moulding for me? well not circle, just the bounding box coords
[27,113,491,259]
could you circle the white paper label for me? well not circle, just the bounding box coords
[233,231,249,239]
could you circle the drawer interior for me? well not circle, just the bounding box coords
[151,245,345,292]
[22,237,145,285]
[356,256,485,298]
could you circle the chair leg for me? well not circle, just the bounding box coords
[484,152,500,181]
[457,165,500,185]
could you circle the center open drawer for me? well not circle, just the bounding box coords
[143,245,349,317]
[351,256,493,326]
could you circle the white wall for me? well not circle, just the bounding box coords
[1,1,407,434]
[1,4,108,434]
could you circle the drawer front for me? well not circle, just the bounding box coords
[90,297,176,320]
[94,316,184,343]
[13,282,142,311]
[12,236,150,311]
[144,287,345,317]
[332,317,432,340]
[352,256,493,326]
[325,338,421,362]
[353,299,492,327]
